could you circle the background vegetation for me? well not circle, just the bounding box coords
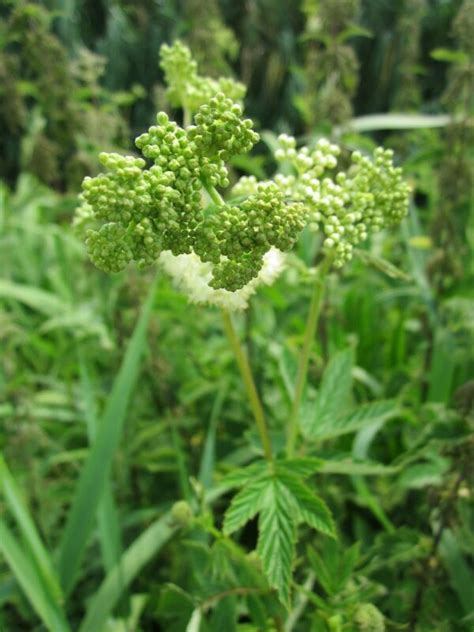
[0,0,473,630]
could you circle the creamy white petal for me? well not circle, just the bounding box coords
[159,248,285,311]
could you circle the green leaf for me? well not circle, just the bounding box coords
[301,349,353,438]
[0,280,69,316]
[79,513,175,632]
[307,400,400,441]
[78,355,122,573]
[209,595,238,631]
[439,529,474,615]
[198,382,228,491]
[186,608,202,632]
[307,547,333,595]
[257,479,296,608]
[222,460,336,607]
[336,24,373,43]
[319,459,398,476]
[398,459,450,489]
[0,455,63,606]
[428,328,456,404]
[223,476,270,535]
[276,470,335,537]
[342,113,454,133]
[0,521,70,632]
[220,461,268,490]
[58,276,158,596]
[431,48,468,64]
[354,249,411,281]
[276,457,324,478]
[339,542,360,587]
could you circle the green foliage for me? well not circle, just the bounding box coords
[223,458,335,606]
[1,2,473,631]
[0,1,141,188]
[300,0,362,126]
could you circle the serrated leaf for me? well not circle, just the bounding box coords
[301,349,353,438]
[223,476,270,535]
[398,459,450,489]
[220,461,268,490]
[338,542,360,589]
[307,400,400,441]
[257,479,296,608]
[277,471,336,538]
[276,457,324,478]
[307,547,333,595]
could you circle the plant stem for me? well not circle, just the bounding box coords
[286,256,332,457]
[202,181,272,460]
[203,182,225,206]
[222,310,273,461]
[183,107,192,128]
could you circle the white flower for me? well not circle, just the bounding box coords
[159,247,285,311]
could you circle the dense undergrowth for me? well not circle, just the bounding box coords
[0,1,473,631]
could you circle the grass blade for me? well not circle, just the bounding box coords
[0,454,63,606]
[439,529,474,615]
[0,521,70,632]
[78,355,122,573]
[79,514,176,632]
[198,381,228,491]
[58,276,158,595]
[341,113,455,132]
[0,280,69,316]
[79,477,241,632]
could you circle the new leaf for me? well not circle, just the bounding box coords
[223,459,335,607]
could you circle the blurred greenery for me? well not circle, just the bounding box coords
[0,0,473,630]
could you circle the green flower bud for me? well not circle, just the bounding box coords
[170,500,194,527]
[353,603,385,632]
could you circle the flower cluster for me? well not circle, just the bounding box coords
[78,98,269,286]
[232,135,410,267]
[76,43,410,309]
[160,40,245,114]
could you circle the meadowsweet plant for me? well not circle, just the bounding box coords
[74,41,410,614]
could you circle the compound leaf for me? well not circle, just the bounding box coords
[277,470,336,538]
[257,479,296,608]
[223,475,269,535]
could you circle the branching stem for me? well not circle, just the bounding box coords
[287,256,332,457]
[203,181,225,206]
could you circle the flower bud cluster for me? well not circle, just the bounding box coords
[76,44,409,307]
[160,40,245,114]
[77,60,308,297]
[188,94,259,164]
[197,183,307,291]
[233,134,410,267]
[78,95,265,284]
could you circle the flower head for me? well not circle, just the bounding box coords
[75,43,410,309]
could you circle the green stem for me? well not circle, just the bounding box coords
[203,181,272,460]
[286,256,332,457]
[203,182,225,207]
[222,310,273,461]
[183,107,192,128]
